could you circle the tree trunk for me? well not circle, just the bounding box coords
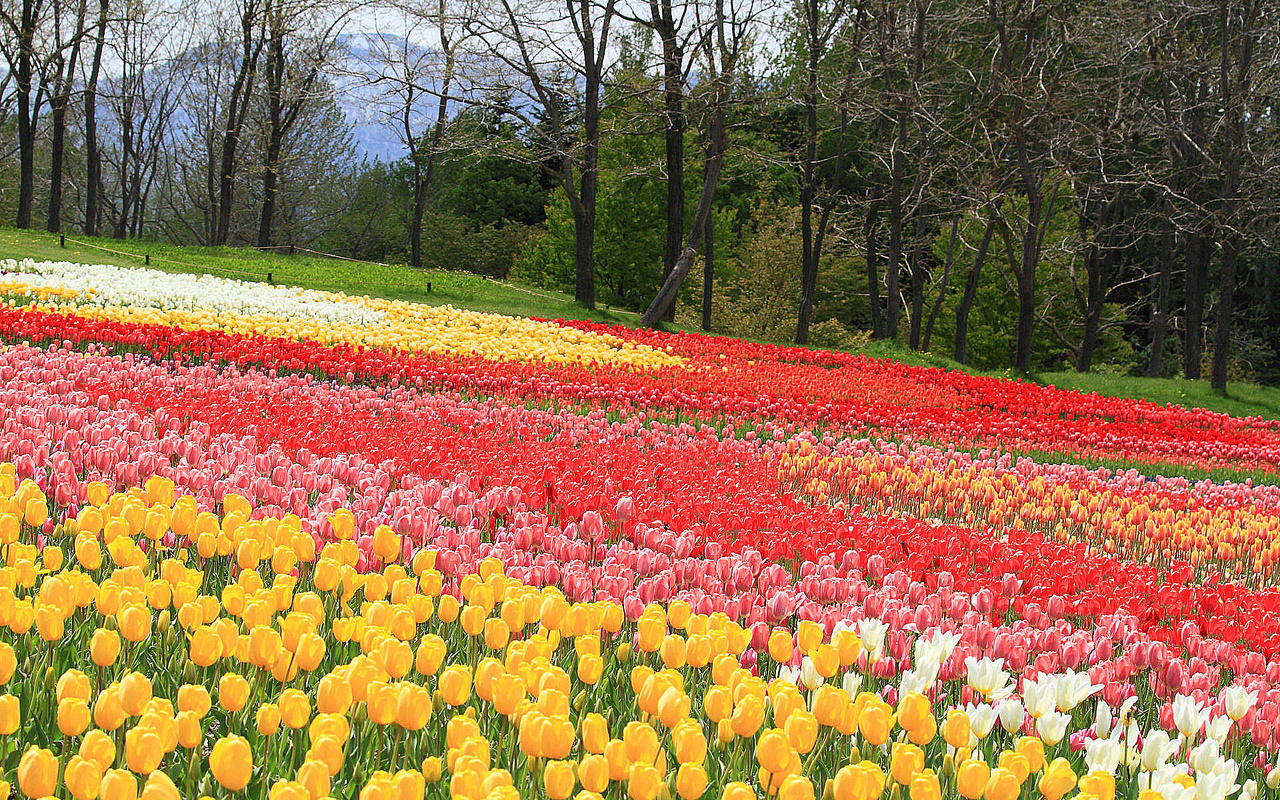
[907,194,928,350]
[1210,0,1257,393]
[656,0,684,323]
[1014,197,1040,374]
[1183,232,1209,379]
[14,0,42,229]
[257,30,285,248]
[922,213,960,353]
[702,201,713,331]
[409,156,425,268]
[794,0,822,346]
[1146,212,1173,378]
[46,80,69,232]
[575,78,600,310]
[883,110,907,341]
[257,141,282,247]
[1075,248,1105,373]
[641,103,728,326]
[1211,235,1239,392]
[114,95,135,239]
[864,199,882,338]
[46,0,85,233]
[83,0,108,236]
[954,208,997,365]
[214,5,263,246]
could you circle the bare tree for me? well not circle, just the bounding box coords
[349,0,467,267]
[254,0,349,246]
[615,0,707,321]
[469,0,620,309]
[640,0,757,325]
[977,0,1073,374]
[82,0,108,234]
[0,0,50,227]
[1208,0,1268,392]
[792,0,845,344]
[213,0,268,245]
[99,0,190,238]
[44,0,89,232]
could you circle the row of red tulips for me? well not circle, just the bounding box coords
[1,306,1278,477]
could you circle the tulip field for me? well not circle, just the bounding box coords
[3,258,1280,800]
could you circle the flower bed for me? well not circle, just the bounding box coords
[0,261,1276,800]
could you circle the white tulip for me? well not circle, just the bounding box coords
[1196,771,1239,800]
[1094,700,1113,738]
[800,656,824,690]
[1054,669,1103,713]
[1035,710,1071,746]
[1171,693,1207,739]
[1221,685,1259,722]
[1140,729,1179,772]
[965,703,998,738]
[998,697,1024,735]
[4,259,382,326]
[1022,676,1057,718]
[1190,738,1222,775]
[964,657,1014,701]
[1085,736,1124,775]
[858,619,887,661]
[842,671,863,697]
[1206,714,1234,745]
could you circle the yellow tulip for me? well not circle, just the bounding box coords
[79,730,117,771]
[956,759,990,800]
[0,694,18,735]
[909,769,941,800]
[722,783,756,800]
[91,628,121,666]
[100,769,138,800]
[944,710,972,750]
[543,760,577,800]
[218,673,250,713]
[677,764,708,800]
[628,763,661,800]
[984,767,1021,800]
[1037,758,1076,800]
[778,775,814,800]
[768,628,793,663]
[211,735,253,791]
[18,746,58,798]
[438,665,472,706]
[57,697,90,737]
[257,704,282,736]
[65,755,103,800]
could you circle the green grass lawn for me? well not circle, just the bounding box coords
[1039,371,1280,422]
[5,227,1280,425]
[0,228,640,325]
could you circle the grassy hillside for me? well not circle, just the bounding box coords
[1038,371,1280,423]
[4,227,1280,422]
[0,228,638,324]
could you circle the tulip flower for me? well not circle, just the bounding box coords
[211,735,253,791]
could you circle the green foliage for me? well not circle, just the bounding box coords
[698,202,864,346]
[924,190,1133,371]
[431,110,551,230]
[419,213,532,279]
[510,125,678,310]
[313,161,411,263]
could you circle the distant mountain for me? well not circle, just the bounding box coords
[332,31,451,164]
